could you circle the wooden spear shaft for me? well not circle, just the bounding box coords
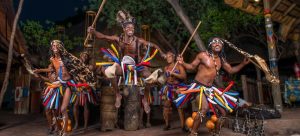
[84,0,107,46]
[171,21,202,72]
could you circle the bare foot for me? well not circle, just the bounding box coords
[163,125,170,131]
[188,131,198,136]
[115,93,122,108]
[83,127,87,133]
[142,98,151,114]
[61,132,70,136]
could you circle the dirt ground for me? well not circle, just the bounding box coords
[0,107,300,136]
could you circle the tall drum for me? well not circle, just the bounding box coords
[100,87,117,131]
[124,85,141,131]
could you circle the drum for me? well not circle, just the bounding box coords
[100,87,117,131]
[124,85,141,131]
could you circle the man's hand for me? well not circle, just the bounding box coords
[87,26,95,34]
[242,57,250,65]
[177,55,184,64]
[33,69,40,74]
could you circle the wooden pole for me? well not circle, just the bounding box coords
[171,21,201,72]
[241,75,249,101]
[263,0,282,112]
[84,0,107,46]
[256,67,264,104]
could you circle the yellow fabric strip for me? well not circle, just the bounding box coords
[198,87,203,111]
[129,72,132,84]
[111,44,119,58]
[72,95,77,103]
[60,86,63,96]
[95,62,114,66]
[144,49,158,62]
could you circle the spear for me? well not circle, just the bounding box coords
[171,21,202,72]
[84,0,107,46]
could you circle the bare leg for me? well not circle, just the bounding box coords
[73,97,79,130]
[52,109,60,133]
[142,68,151,114]
[83,102,89,132]
[105,63,122,108]
[177,107,187,132]
[142,85,151,113]
[189,94,209,136]
[163,100,172,130]
[61,88,71,135]
[146,111,151,128]
[109,77,122,108]
[214,105,226,133]
[45,109,54,134]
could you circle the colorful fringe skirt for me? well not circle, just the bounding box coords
[174,81,239,113]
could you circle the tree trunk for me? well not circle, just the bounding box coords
[166,0,206,51]
[0,0,24,109]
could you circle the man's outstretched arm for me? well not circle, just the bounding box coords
[139,38,166,59]
[223,58,250,74]
[177,53,202,71]
[88,26,119,42]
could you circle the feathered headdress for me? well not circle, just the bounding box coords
[116,10,136,28]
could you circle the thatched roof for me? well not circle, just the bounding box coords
[0,0,27,65]
[224,0,300,41]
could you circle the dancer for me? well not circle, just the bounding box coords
[88,10,166,114]
[176,37,249,136]
[161,51,187,131]
[34,40,95,135]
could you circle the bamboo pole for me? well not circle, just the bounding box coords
[83,0,107,46]
[0,0,24,109]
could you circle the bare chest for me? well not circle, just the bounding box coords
[119,38,139,58]
[201,57,222,71]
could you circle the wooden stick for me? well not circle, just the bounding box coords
[84,0,107,46]
[171,21,202,72]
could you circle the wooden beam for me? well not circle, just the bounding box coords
[283,3,296,16]
[256,67,264,104]
[241,75,249,101]
[271,0,282,12]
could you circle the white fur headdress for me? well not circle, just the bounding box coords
[116,10,135,28]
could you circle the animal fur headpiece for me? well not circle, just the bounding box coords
[116,10,136,28]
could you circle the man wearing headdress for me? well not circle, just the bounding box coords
[34,40,95,135]
[88,10,166,114]
[177,37,249,136]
